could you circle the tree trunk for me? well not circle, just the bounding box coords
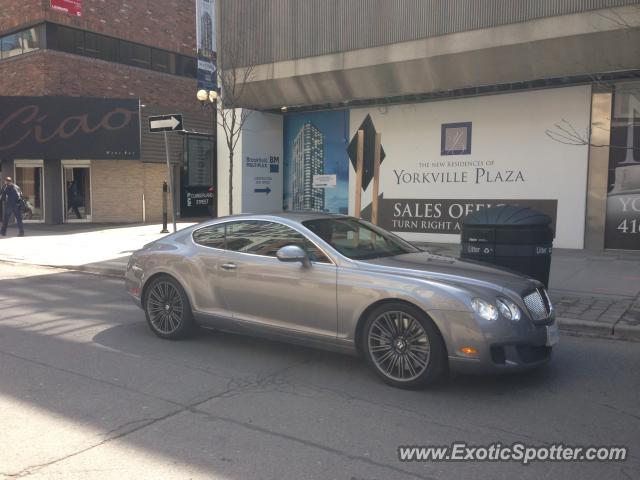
[228,150,234,215]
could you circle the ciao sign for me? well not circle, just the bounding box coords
[0,96,140,159]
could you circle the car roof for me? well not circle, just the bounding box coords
[214,211,351,224]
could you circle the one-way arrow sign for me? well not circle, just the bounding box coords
[254,187,271,195]
[149,114,184,133]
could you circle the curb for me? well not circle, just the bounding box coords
[59,264,125,278]
[0,259,125,278]
[557,317,613,337]
[612,324,640,342]
[557,317,640,342]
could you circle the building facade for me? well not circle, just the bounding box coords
[217,0,640,250]
[0,0,216,225]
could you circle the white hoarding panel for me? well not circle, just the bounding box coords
[241,112,284,213]
[349,86,591,248]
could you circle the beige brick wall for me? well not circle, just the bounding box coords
[91,161,176,223]
[143,163,177,223]
[92,160,144,223]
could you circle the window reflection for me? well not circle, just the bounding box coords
[193,221,331,264]
[1,33,23,59]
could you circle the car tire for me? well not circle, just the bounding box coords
[362,302,447,389]
[143,275,195,340]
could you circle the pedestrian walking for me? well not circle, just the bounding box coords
[67,180,82,219]
[0,177,25,237]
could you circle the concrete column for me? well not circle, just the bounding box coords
[44,159,63,224]
[584,89,613,250]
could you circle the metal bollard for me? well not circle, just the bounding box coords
[160,181,169,233]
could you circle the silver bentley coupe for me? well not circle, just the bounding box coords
[126,213,558,389]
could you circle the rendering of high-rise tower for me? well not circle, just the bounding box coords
[292,121,325,211]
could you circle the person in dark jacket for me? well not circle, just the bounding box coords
[0,177,25,237]
[67,180,82,219]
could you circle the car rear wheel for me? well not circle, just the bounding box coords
[144,275,194,339]
[362,303,447,389]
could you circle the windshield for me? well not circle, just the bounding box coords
[302,218,420,260]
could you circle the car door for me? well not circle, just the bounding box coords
[190,222,234,318]
[217,220,338,338]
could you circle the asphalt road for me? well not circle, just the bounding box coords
[0,263,639,480]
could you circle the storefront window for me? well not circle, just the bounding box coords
[605,81,640,250]
[63,165,92,222]
[14,164,44,221]
[187,136,214,186]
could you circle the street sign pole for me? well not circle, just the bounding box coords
[163,130,177,233]
[149,113,184,234]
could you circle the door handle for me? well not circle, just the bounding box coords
[220,263,237,270]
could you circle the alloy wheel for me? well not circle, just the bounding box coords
[147,281,185,335]
[367,311,431,381]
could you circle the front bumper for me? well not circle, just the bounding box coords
[444,310,557,375]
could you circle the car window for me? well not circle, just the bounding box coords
[226,221,331,263]
[303,218,419,260]
[193,224,226,249]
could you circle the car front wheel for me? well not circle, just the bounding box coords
[144,275,194,339]
[362,303,447,388]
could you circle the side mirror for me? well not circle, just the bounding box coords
[276,245,310,267]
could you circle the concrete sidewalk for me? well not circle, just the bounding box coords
[0,222,638,342]
[0,222,196,276]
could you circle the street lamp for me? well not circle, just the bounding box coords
[196,89,219,217]
[197,89,218,103]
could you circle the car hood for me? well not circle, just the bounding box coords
[357,252,540,296]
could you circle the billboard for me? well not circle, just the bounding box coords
[196,0,217,91]
[605,82,640,250]
[0,97,140,159]
[349,86,592,249]
[283,111,350,214]
[50,0,82,17]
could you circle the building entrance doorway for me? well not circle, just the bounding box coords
[181,134,216,218]
[63,162,92,222]
[14,160,45,222]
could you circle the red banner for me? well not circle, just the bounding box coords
[50,0,82,17]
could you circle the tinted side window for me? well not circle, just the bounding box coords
[119,40,151,68]
[176,54,197,78]
[193,224,225,249]
[226,221,330,263]
[152,48,175,73]
[47,24,84,55]
[85,32,118,62]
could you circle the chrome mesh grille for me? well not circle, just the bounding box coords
[523,289,549,320]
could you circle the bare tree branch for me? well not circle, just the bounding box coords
[214,7,255,215]
[545,119,640,151]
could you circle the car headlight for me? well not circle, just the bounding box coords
[496,298,521,322]
[471,298,499,321]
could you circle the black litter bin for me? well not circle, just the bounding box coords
[460,205,554,287]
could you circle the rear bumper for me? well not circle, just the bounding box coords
[124,260,144,309]
[128,291,142,308]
